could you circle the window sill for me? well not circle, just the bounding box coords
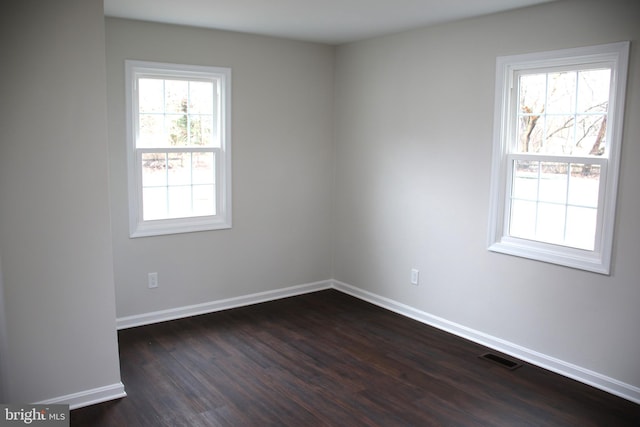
[130,217,232,238]
[488,237,609,275]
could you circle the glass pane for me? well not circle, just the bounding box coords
[189,81,214,114]
[538,162,568,204]
[512,160,538,200]
[575,114,606,156]
[141,153,167,187]
[139,79,164,113]
[577,69,610,114]
[168,153,191,186]
[518,115,544,153]
[192,152,215,184]
[165,80,188,114]
[142,187,167,220]
[565,206,597,250]
[547,71,576,114]
[536,202,566,245]
[545,115,575,155]
[167,114,188,146]
[139,114,165,148]
[519,73,546,114]
[168,186,192,218]
[568,164,600,207]
[510,199,536,240]
[516,67,612,159]
[193,184,215,216]
[189,114,214,146]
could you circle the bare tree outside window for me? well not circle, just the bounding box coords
[126,60,232,237]
[488,42,629,274]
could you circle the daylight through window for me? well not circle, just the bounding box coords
[488,42,629,274]
[126,61,231,237]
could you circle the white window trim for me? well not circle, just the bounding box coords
[487,42,630,274]
[125,60,232,238]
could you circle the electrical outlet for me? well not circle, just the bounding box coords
[410,268,419,286]
[148,272,158,289]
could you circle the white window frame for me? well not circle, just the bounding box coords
[488,42,629,274]
[125,60,232,238]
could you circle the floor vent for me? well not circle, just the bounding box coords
[479,352,523,370]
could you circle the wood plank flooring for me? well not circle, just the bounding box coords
[71,290,640,426]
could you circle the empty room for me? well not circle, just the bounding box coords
[1,0,639,425]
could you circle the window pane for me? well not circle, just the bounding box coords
[192,152,215,185]
[189,115,214,146]
[141,153,167,187]
[509,161,600,248]
[518,73,545,154]
[143,187,167,220]
[168,153,192,186]
[189,81,214,114]
[538,162,568,204]
[139,114,165,148]
[565,206,597,250]
[512,160,538,200]
[510,199,536,240]
[518,115,544,153]
[168,186,192,218]
[547,71,576,114]
[139,79,164,113]
[140,78,218,148]
[165,80,188,114]
[167,114,189,146]
[519,73,546,114]
[577,69,610,114]
[193,184,215,216]
[490,43,628,272]
[568,164,600,208]
[545,115,576,155]
[516,67,612,158]
[536,202,566,245]
[575,114,606,156]
[139,150,217,221]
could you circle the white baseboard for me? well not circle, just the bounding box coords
[113,278,639,405]
[117,280,332,330]
[331,280,640,405]
[37,382,127,410]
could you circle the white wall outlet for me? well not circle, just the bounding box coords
[410,268,419,286]
[148,272,158,289]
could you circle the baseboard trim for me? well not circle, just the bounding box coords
[114,278,639,405]
[37,382,127,410]
[331,280,640,405]
[117,280,332,330]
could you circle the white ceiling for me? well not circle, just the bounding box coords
[104,0,555,45]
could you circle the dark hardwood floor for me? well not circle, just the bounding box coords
[72,290,640,426]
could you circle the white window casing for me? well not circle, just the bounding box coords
[125,60,232,238]
[487,42,630,274]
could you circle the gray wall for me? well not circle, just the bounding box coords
[0,0,122,403]
[0,258,8,402]
[333,0,640,389]
[105,19,335,318]
[1,0,637,406]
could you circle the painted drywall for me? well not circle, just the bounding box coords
[0,258,8,402]
[333,0,640,389]
[105,19,335,318]
[0,0,123,403]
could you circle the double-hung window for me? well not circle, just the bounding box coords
[488,42,629,274]
[126,60,231,237]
